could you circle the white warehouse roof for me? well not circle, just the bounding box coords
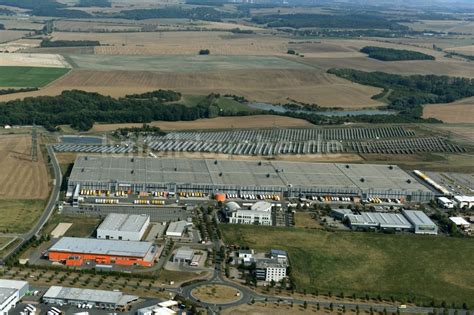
[98,213,150,233]
[0,279,28,290]
[49,237,155,258]
[251,201,272,212]
[449,217,470,226]
[166,221,191,237]
[402,210,436,226]
[43,286,138,306]
[349,212,412,229]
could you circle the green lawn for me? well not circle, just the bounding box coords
[0,66,70,87]
[221,225,474,306]
[0,199,46,233]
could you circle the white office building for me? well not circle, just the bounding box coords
[96,213,150,241]
[0,279,28,314]
[228,202,273,225]
[256,259,287,282]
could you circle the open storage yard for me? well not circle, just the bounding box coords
[222,225,474,306]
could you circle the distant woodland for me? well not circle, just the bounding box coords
[361,46,435,61]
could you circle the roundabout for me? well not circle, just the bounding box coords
[191,284,243,305]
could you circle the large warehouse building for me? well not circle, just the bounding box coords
[97,213,150,241]
[67,156,435,202]
[48,237,158,267]
[0,280,28,314]
[43,286,138,309]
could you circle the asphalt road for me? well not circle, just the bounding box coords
[1,145,62,263]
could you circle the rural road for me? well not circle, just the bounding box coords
[1,145,62,263]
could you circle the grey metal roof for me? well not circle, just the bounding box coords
[49,237,154,258]
[402,210,437,226]
[98,213,149,233]
[43,286,138,305]
[0,287,17,304]
[174,248,194,260]
[69,156,431,193]
[349,212,413,229]
[166,221,189,235]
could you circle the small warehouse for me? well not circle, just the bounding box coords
[43,286,138,309]
[453,196,474,209]
[165,220,192,238]
[449,217,470,229]
[48,237,158,267]
[97,213,150,241]
[172,248,194,263]
[402,210,438,235]
[437,197,455,209]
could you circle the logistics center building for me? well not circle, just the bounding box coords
[48,237,158,267]
[67,156,435,202]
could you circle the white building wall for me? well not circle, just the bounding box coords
[0,290,20,314]
[229,211,272,225]
[265,267,287,282]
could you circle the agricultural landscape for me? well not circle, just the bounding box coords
[0,0,473,314]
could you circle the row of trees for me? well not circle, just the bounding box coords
[40,39,100,47]
[328,69,474,119]
[360,46,435,61]
[125,89,181,102]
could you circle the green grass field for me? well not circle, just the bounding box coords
[0,66,70,87]
[221,225,474,306]
[0,199,46,233]
[67,55,306,72]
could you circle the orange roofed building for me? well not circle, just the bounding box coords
[48,237,158,267]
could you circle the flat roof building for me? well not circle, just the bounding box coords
[97,213,150,241]
[43,286,138,309]
[454,196,474,209]
[68,156,434,202]
[172,248,194,263]
[437,197,455,209]
[48,237,158,267]
[0,279,28,314]
[165,221,191,238]
[402,210,438,235]
[256,258,288,282]
[449,217,470,229]
[348,212,413,231]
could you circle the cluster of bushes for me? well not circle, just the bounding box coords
[360,46,435,61]
[328,68,474,119]
[114,124,166,137]
[252,14,407,30]
[199,49,210,55]
[30,7,92,18]
[0,23,4,30]
[40,39,100,47]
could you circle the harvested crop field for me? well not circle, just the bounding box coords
[91,115,314,132]
[423,98,474,123]
[0,134,50,200]
[0,53,70,68]
[0,39,42,53]
[52,31,288,56]
[0,30,29,43]
[445,45,474,56]
[403,20,474,34]
[65,54,306,72]
[0,68,383,107]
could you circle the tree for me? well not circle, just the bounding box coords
[303,301,308,309]
[330,303,334,311]
[199,49,210,55]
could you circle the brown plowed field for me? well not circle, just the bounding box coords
[423,97,474,123]
[0,135,50,199]
[0,69,383,107]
